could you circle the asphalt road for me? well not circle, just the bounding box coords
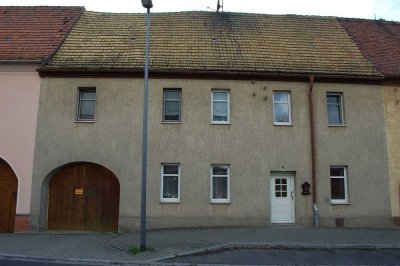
[2,248,400,265]
[163,248,400,265]
[0,258,103,266]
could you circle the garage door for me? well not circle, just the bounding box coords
[0,158,18,233]
[48,162,120,232]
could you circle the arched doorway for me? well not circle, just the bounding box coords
[48,162,120,232]
[0,158,18,233]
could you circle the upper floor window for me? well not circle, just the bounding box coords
[273,91,291,125]
[211,165,230,203]
[327,93,344,125]
[211,90,230,124]
[76,88,96,121]
[163,89,181,122]
[330,166,348,204]
[161,163,180,203]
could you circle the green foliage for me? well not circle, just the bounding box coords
[128,245,155,254]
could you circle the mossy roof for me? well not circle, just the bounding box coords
[42,11,382,78]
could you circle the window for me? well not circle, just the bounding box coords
[327,93,344,125]
[163,89,181,122]
[161,164,180,203]
[211,90,230,124]
[76,88,96,121]
[211,165,230,203]
[330,166,348,204]
[273,91,291,125]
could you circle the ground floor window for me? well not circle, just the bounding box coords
[330,166,348,204]
[211,165,230,203]
[161,164,180,203]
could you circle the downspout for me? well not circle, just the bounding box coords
[308,75,318,227]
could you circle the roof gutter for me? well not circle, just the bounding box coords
[38,69,384,82]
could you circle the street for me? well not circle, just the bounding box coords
[163,248,400,265]
[0,258,104,266]
[2,248,400,265]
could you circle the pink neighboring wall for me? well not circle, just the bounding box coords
[0,64,40,217]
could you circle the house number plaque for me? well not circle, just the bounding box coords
[75,188,84,195]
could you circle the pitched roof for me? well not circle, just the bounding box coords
[42,11,381,79]
[0,6,84,62]
[338,18,400,79]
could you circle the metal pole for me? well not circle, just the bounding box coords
[140,7,151,249]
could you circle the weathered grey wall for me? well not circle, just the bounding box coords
[312,83,391,227]
[30,77,391,231]
[382,83,400,225]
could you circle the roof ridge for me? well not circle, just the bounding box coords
[337,16,400,24]
[0,6,85,8]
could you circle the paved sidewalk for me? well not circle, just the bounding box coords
[0,227,400,264]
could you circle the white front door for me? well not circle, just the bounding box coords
[270,174,295,223]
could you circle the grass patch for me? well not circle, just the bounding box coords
[128,245,155,254]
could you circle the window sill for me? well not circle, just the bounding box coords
[74,120,95,123]
[161,121,182,124]
[330,201,350,205]
[328,124,346,127]
[274,123,293,127]
[210,200,230,204]
[160,199,180,204]
[211,122,231,125]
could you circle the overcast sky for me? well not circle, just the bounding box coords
[2,0,399,21]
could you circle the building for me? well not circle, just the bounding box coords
[29,11,394,232]
[339,18,400,226]
[0,6,84,232]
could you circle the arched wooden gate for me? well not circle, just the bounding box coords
[0,158,18,233]
[48,162,120,232]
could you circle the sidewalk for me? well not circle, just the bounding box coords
[0,227,400,264]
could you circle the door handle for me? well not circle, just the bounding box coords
[291,191,294,200]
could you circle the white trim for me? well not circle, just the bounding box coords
[160,163,180,203]
[273,91,292,125]
[210,164,230,203]
[327,92,345,126]
[330,166,348,204]
[211,90,230,124]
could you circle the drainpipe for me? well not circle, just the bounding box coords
[308,75,318,227]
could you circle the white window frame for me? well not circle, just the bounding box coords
[210,164,230,203]
[162,89,182,123]
[327,92,345,126]
[160,163,180,203]
[211,90,230,124]
[76,87,96,122]
[330,166,348,204]
[273,91,292,125]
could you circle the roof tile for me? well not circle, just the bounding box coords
[338,18,400,78]
[43,11,381,78]
[0,6,84,61]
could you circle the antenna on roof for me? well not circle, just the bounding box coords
[217,0,224,12]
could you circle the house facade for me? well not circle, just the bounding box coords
[0,6,83,232]
[339,18,400,226]
[29,11,393,232]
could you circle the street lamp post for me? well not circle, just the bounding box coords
[140,0,152,249]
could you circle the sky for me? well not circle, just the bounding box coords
[2,0,399,21]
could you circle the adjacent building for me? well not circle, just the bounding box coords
[30,11,393,232]
[0,6,84,232]
[339,18,400,226]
